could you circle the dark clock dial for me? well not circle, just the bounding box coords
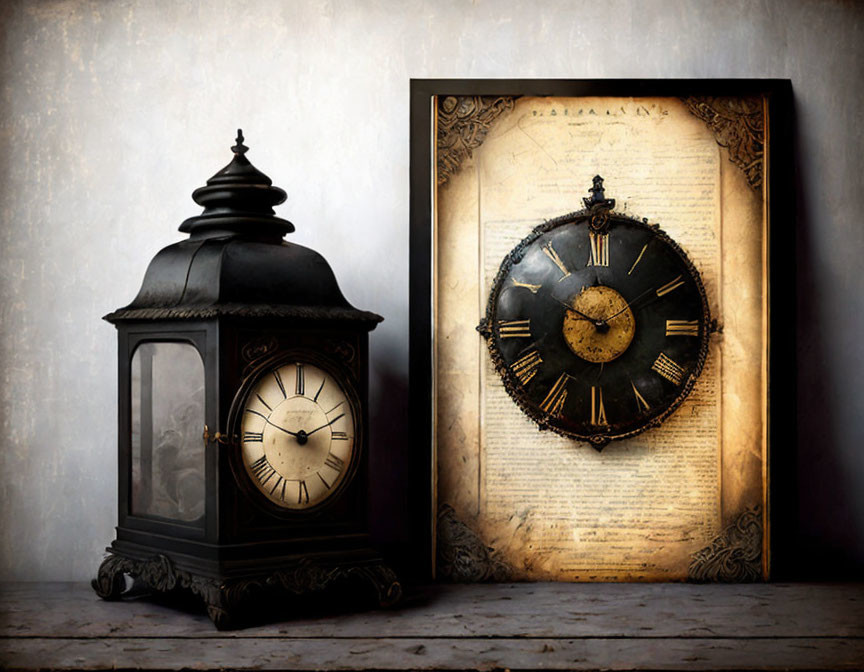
[482,184,711,449]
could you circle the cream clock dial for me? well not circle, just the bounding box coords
[240,361,356,510]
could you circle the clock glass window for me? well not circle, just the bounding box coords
[130,342,205,522]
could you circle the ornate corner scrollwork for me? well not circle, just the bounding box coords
[688,506,763,582]
[437,96,515,186]
[682,96,765,190]
[437,504,512,582]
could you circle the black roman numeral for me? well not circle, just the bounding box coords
[324,453,345,472]
[273,370,287,398]
[331,431,349,441]
[249,455,277,486]
[298,480,309,504]
[313,378,326,402]
[243,431,263,443]
[269,475,284,496]
[295,363,305,396]
[256,394,272,411]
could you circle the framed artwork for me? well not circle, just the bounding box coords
[409,80,794,582]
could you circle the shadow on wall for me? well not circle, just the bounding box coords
[792,93,864,578]
[366,338,414,578]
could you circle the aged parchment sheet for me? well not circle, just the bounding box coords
[436,97,766,581]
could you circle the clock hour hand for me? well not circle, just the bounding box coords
[553,297,610,333]
[306,413,346,437]
[264,418,298,437]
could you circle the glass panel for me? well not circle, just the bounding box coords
[130,342,205,522]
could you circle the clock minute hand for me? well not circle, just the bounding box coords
[306,413,346,437]
[552,298,601,325]
[264,418,298,437]
[603,285,657,322]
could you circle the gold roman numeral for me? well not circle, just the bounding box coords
[666,320,699,336]
[511,278,541,294]
[590,386,608,426]
[540,373,570,417]
[511,349,542,385]
[651,352,686,385]
[656,275,685,297]
[589,232,609,267]
[498,319,531,339]
[631,380,650,413]
[628,243,648,275]
[542,242,570,280]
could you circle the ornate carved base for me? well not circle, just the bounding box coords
[93,551,402,630]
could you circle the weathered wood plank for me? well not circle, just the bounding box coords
[1,581,862,640]
[2,636,863,671]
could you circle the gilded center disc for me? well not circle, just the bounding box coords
[562,286,635,363]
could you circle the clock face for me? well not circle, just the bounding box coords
[485,213,710,447]
[239,361,357,509]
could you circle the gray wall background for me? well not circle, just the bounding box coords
[0,0,861,581]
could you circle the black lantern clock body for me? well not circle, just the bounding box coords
[92,132,400,628]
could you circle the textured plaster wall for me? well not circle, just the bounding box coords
[0,0,861,581]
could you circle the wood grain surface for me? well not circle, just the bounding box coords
[1,582,862,670]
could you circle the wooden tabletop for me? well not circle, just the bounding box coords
[1,581,862,670]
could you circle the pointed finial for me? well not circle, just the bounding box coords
[583,174,615,210]
[232,129,248,155]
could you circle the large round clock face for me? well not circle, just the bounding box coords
[486,213,710,447]
[239,361,357,509]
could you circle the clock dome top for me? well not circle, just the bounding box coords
[105,131,382,328]
[179,130,294,239]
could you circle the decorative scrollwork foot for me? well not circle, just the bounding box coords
[204,592,235,631]
[92,550,401,627]
[352,564,403,608]
[92,554,130,600]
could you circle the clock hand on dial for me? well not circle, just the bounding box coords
[553,297,610,333]
[603,284,657,323]
[264,418,298,437]
[552,298,602,325]
[306,413,346,437]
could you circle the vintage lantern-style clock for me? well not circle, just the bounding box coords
[92,131,401,628]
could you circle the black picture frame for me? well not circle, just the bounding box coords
[409,79,795,581]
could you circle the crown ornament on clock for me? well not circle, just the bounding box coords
[180,129,294,238]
